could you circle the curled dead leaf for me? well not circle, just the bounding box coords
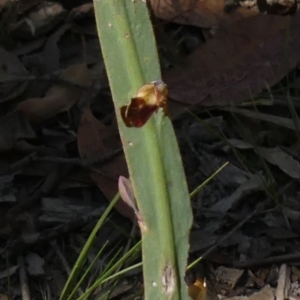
[77,107,134,221]
[17,64,90,124]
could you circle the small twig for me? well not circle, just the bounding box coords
[8,165,73,215]
[0,153,36,176]
[184,130,210,177]
[202,204,262,259]
[1,148,123,176]
[52,240,72,274]
[0,73,90,90]
[34,148,123,168]
[188,203,264,270]
[235,252,300,268]
[18,255,31,300]
[276,264,289,300]
[3,207,104,258]
[51,240,84,296]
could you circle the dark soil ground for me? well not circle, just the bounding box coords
[0,1,300,300]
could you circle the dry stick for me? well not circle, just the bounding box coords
[184,132,210,178]
[2,207,104,258]
[8,165,73,216]
[18,255,31,300]
[276,264,288,300]
[1,153,36,176]
[51,240,84,296]
[1,148,123,176]
[234,252,300,268]
[189,203,263,270]
[0,73,90,90]
[117,223,137,274]
[1,149,122,222]
[202,205,263,259]
[34,148,123,167]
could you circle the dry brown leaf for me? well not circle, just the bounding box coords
[42,23,73,73]
[0,0,41,14]
[77,107,134,221]
[256,146,300,179]
[68,3,94,21]
[149,0,258,28]
[17,64,90,124]
[165,12,300,108]
[10,2,66,39]
[59,63,90,86]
